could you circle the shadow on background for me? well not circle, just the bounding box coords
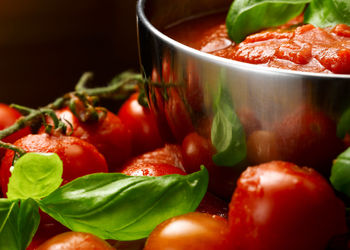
[0,0,139,107]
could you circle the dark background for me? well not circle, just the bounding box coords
[0,0,139,107]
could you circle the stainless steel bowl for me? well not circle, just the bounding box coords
[137,0,350,196]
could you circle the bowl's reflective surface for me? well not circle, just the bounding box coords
[137,0,350,197]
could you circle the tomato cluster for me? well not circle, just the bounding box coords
[0,86,348,250]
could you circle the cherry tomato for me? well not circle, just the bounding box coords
[43,107,132,171]
[118,92,163,156]
[37,232,115,250]
[228,161,347,250]
[144,212,228,250]
[144,212,230,250]
[0,133,108,195]
[274,105,344,175]
[122,162,186,177]
[181,132,243,200]
[0,103,30,158]
[121,144,185,173]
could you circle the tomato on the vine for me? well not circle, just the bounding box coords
[43,107,132,171]
[0,103,30,158]
[0,133,108,195]
[144,212,230,250]
[118,92,163,156]
[37,232,115,250]
[228,161,347,250]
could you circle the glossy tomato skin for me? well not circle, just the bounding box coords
[228,161,347,250]
[118,92,163,156]
[121,144,185,173]
[0,133,108,195]
[144,212,230,250]
[274,105,344,175]
[43,108,132,172]
[182,132,243,200]
[0,103,30,158]
[37,232,115,250]
[121,162,186,177]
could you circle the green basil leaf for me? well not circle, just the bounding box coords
[0,199,40,250]
[7,153,63,200]
[39,167,208,241]
[330,148,350,196]
[304,0,350,27]
[226,0,310,43]
[211,83,246,166]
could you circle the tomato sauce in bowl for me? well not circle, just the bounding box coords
[165,13,350,74]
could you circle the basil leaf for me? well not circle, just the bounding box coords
[0,199,40,250]
[226,0,310,43]
[211,83,246,166]
[304,0,350,27]
[330,148,350,196]
[39,167,208,241]
[7,153,63,200]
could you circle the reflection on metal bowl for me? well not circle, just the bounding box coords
[136,0,350,198]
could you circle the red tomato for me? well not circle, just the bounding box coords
[0,133,108,195]
[0,103,30,158]
[121,162,186,177]
[144,212,230,250]
[121,144,185,173]
[37,232,115,250]
[274,105,344,175]
[43,107,132,171]
[181,132,243,200]
[228,161,347,250]
[118,92,163,156]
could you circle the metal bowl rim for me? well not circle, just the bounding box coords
[137,0,350,80]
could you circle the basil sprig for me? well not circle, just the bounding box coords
[39,167,208,241]
[0,152,208,247]
[211,82,246,166]
[0,199,40,250]
[226,0,350,43]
